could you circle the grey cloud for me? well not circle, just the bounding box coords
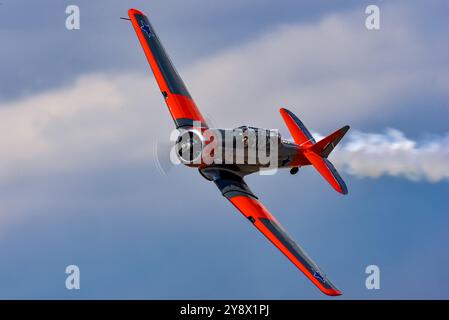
[1,2,449,186]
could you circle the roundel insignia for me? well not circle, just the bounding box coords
[140,21,152,38]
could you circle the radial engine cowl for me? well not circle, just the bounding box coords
[175,129,204,164]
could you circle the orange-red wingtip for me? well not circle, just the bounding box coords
[322,288,343,296]
[128,8,144,17]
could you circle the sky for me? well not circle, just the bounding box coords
[0,0,448,299]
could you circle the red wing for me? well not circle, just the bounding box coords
[128,8,207,129]
[202,168,342,296]
[230,196,342,296]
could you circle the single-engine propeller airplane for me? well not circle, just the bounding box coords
[127,8,349,296]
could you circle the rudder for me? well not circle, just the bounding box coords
[311,125,350,158]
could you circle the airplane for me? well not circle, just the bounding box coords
[126,8,349,296]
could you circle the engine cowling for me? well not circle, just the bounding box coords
[175,129,204,165]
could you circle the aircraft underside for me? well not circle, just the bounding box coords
[128,8,349,296]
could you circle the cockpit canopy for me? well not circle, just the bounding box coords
[235,126,281,139]
[208,126,281,150]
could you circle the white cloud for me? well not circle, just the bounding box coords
[0,73,165,183]
[331,129,449,182]
[0,72,447,185]
[1,2,448,184]
[185,3,449,129]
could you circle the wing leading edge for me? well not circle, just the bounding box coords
[201,168,342,296]
[128,9,207,129]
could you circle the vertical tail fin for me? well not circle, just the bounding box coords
[279,108,349,195]
[311,125,350,158]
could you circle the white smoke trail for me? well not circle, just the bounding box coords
[330,129,449,183]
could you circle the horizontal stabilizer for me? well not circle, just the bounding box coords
[280,108,315,146]
[304,150,348,195]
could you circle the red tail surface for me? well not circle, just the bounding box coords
[280,108,349,195]
[310,126,350,158]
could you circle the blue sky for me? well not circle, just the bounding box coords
[0,1,448,299]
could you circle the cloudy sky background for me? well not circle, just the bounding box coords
[0,0,448,299]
